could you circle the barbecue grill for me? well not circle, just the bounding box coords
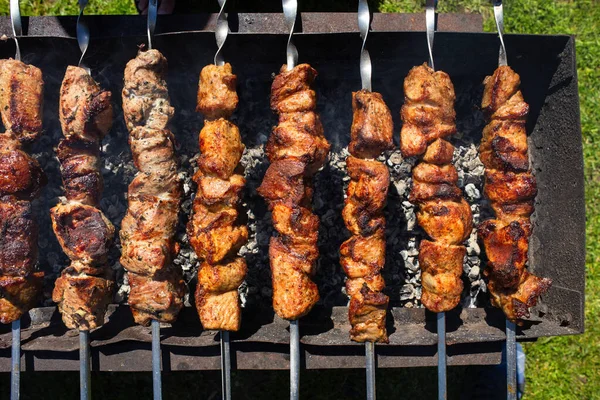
[0,7,585,399]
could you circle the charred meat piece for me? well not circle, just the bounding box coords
[52,67,115,330]
[0,59,44,142]
[190,63,248,331]
[120,49,184,326]
[478,66,551,323]
[341,89,393,343]
[349,90,394,159]
[400,64,472,313]
[259,64,330,321]
[0,59,45,324]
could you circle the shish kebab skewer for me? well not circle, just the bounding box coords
[341,1,394,399]
[120,2,185,397]
[400,1,473,398]
[1,1,45,398]
[479,2,551,398]
[50,2,115,399]
[257,1,331,398]
[187,0,247,398]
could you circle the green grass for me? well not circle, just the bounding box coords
[0,0,598,399]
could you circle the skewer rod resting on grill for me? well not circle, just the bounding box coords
[11,320,20,400]
[152,320,162,400]
[220,331,232,400]
[365,342,376,400]
[80,331,91,400]
[437,312,447,400]
[506,320,517,400]
[290,320,300,400]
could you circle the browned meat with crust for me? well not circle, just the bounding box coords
[349,90,394,158]
[0,135,46,200]
[341,89,392,343]
[400,64,472,313]
[56,137,101,206]
[60,66,112,142]
[0,59,45,324]
[190,63,248,331]
[0,272,43,324]
[0,59,44,142]
[478,66,551,323]
[198,119,244,180]
[258,64,330,321]
[122,49,174,131]
[195,257,247,331]
[51,68,115,330]
[400,64,456,158]
[197,63,238,120]
[266,111,330,175]
[121,49,184,326]
[127,269,185,326]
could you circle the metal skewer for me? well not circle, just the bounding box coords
[425,2,447,399]
[491,3,517,399]
[282,1,301,399]
[9,1,22,398]
[213,1,233,398]
[11,319,20,400]
[358,1,377,398]
[144,2,163,399]
[76,3,92,399]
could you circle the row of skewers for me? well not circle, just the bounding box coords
[0,0,552,399]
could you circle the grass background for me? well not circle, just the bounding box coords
[0,0,597,399]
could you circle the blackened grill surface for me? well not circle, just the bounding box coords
[0,32,585,369]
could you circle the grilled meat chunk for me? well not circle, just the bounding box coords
[259,64,330,321]
[120,49,184,326]
[0,135,46,200]
[478,66,551,323]
[198,119,244,180]
[0,60,45,324]
[0,272,43,324]
[52,68,115,330]
[127,268,185,327]
[190,63,248,331]
[60,66,112,142]
[342,88,393,342]
[400,64,472,313]
[197,63,238,120]
[0,59,44,142]
[349,90,394,159]
[400,64,456,158]
[122,49,174,131]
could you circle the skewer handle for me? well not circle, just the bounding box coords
[11,320,20,400]
[80,330,91,400]
[282,0,298,70]
[9,0,21,61]
[220,331,232,400]
[152,320,162,400]
[147,0,157,50]
[425,0,437,70]
[76,0,90,73]
[492,0,508,67]
[437,312,447,400]
[214,0,228,66]
[365,342,376,400]
[506,319,517,400]
[358,0,371,92]
[290,320,300,400]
